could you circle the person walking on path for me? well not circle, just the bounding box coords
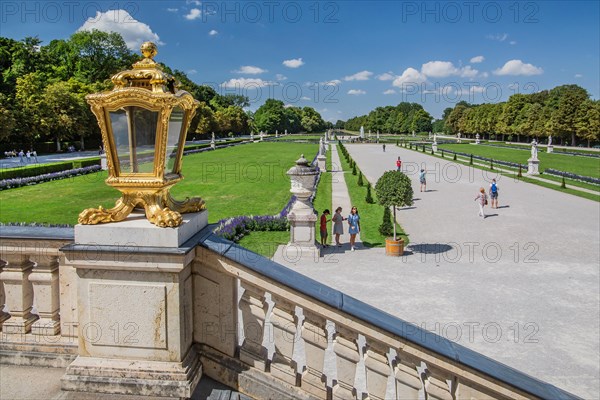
[18,149,24,164]
[489,179,499,209]
[331,207,346,247]
[419,168,427,192]
[474,187,488,218]
[320,209,331,248]
[348,206,361,251]
[396,157,402,171]
[382,144,386,152]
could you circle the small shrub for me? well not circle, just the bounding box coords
[365,184,374,204]
[378,206,394,237]
[357,171,364,186]
[352,163,357,175]
[469,154,473,165]
[561,176,566,188]
[453,153,457,161]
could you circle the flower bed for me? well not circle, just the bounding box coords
[544,169,600,185]
[0,165,102,191]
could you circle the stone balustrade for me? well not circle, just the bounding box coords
[0,227,580,399]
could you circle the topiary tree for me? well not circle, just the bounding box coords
[365,183,374,203]
[379,206,394,236]
[352,163,357,175]
[453,153,457,161]
[469,154,473,165]
[375,171,413,240]
[357,171,364,186]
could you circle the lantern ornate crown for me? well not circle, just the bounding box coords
[79,42,204,228]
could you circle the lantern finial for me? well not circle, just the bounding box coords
[140,41,158,60]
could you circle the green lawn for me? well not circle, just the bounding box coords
[237,230,290,258]
[337,144,408,247]
[0,142,318,225]
[438,143,600,178]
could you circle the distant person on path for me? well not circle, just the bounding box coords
[419,169,427,192]
[396,157,402,171]
[348,206,360,251]
[26,150,31,163]
[18,149,24,164]
[489,179,499,209]
[382,144,386,152]
[332,207,346,247]
[320,209,331,248]
[474,187,488,218]
[32,150,38,163]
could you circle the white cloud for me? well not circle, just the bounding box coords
[208,29,218,36]
[276,74,287,81]
[234,65,267,74]
[392,67,426,87]
[481,72,489,78]
[420,61,479,79]
[167,8,178,12]
[221,78,273,89]
[383,89,396,95]
[377,72,396,81]
[78,10,162,51]
[458,85,486,96]
[186,0,201,5]
[347,89,366,95]
[301,96,311,101]
[575,74,583,78]
[493,59,543,76]
[470,55,485,63]
[510,41,517,45]
[187,69,197,75]
[283,58,304,68]
[344,70,373,81]
[421,61,459,77]
[460,65,479,78]
[323,79,342,86]
[486,33,509,42]
[185,8,201,20]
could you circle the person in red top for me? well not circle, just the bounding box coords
[396,157,402,171]
[320,209,330,247]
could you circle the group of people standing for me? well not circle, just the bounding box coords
[320,206,361,251]
[5,149,38,164]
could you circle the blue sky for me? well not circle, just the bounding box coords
[1,1,599,121]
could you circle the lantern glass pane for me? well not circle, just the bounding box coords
[110,106,158,173]
[166,106,184,173]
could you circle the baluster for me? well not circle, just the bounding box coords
[393,354,422,400]
[239,282,268,370]
[270,295,298,385]
[333,325,360,400]
[0,259,10,327]
[423,364,454,400]
[29,255,60,335]
[363,339,391,400]
[301,310,328,397]
[0,254,37,333]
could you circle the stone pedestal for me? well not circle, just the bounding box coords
[475,139,480,145]
[317,154,326,172]
[431,143,438,152]
[527,158,540,175]
[100,154,108,171]
[547,145,554,153]
[61,211,207,397]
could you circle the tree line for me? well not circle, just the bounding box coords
[438,84,599,146]
[342,102,433,134]
[0,31,329,152]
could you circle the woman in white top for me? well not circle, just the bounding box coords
[331,207,346,247]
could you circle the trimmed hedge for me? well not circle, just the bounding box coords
[0,162,78,180]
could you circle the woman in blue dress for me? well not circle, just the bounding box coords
[347,206,360,251]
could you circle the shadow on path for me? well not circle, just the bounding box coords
[406,243,453,255]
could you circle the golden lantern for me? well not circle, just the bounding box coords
[79,42,204,228]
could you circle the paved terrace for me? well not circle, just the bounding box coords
[275,143,600,398]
